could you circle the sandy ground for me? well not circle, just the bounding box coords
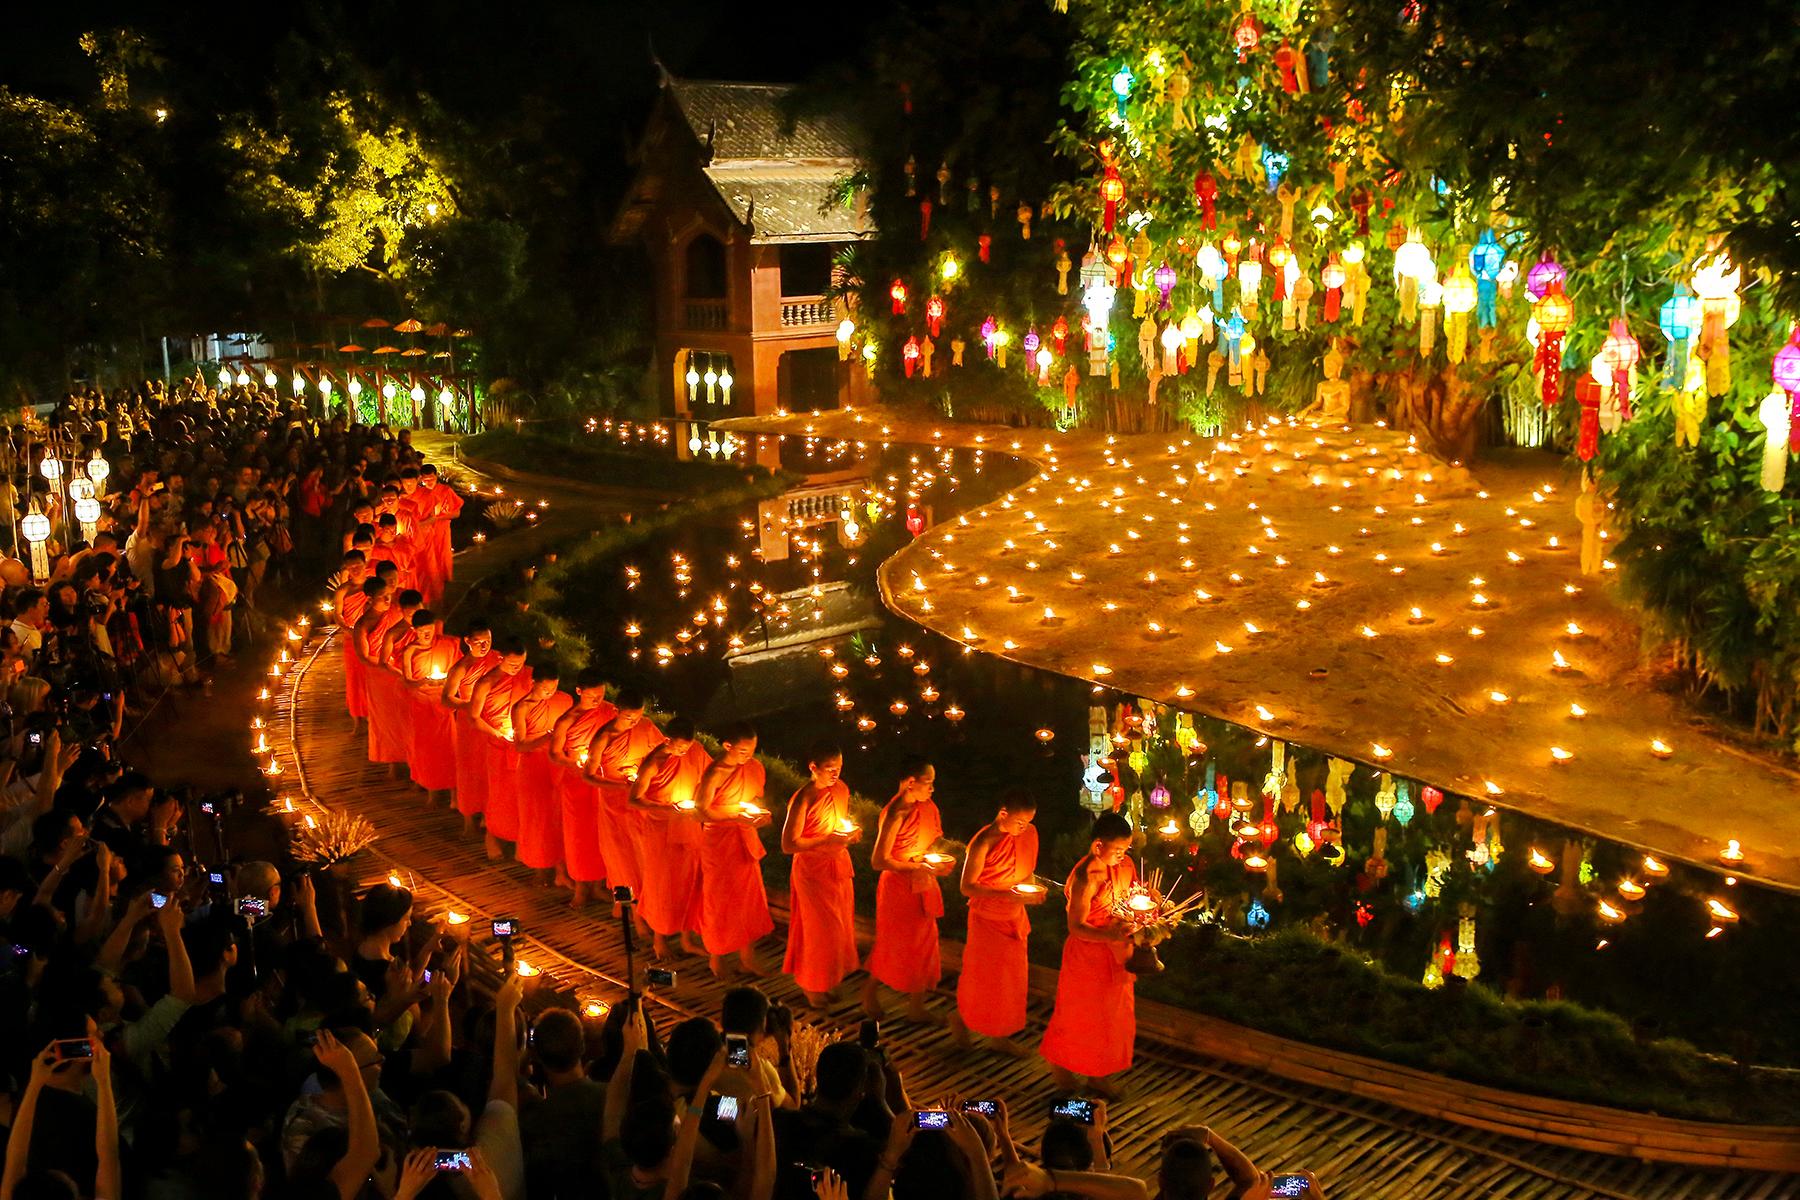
[720,405,1800,893]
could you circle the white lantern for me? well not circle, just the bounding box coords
[718,368,734,405]
[74,496,101,543]
[382,382,397,400]
[235,370,250,387]
[218,367,232,387]
[292,374,305,395]
[86,452,109,496]
[39,456,61,484]
[409,384,425,404]
[263,369,278,388]
[348,378,363,399]
[836,319,855,361]
[319,378,333,397]
[438,386,455,409]
[20,506,50,581]
[68,475,93,503]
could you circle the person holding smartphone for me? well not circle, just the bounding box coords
[1154,1126,1325,1200]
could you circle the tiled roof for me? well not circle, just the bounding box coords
[706,165,871,243]
[667,79,861,164]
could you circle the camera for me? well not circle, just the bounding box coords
[1049,1098,1096,1125]
[725,1034,751,1068]
[960,1099,998,1117]
[235,897,268,919]
[150,892,168,910]
[207,870,227,887]
[646,967,676,988]
[913,1110,951,1131]
[491,918,517,940]
[433,1151,472,1172]
[612,885,635,904]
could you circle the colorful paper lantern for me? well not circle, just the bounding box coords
[1525,252,1565,301]
[1658,284,1700,387]
[1532,280,1574,408]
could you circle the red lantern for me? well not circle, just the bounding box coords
[1574,374,1602,461]
[919,198,932,240]
[889,279,908,315]
[902,337,921,378]
[1193,171,1218,229]
[1050,315,1069,355]
[1232,10,1261,60]
[1349,187,1371,235]
[905,506,924,537]
[1533,280,1574,409]
[1099,166,1124,233]
[977,234,991,264]
[1274,42,1299,93]
[925,295,945,337]
[1320,257,1345,322]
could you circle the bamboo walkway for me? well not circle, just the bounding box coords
[274,628,1798,1200]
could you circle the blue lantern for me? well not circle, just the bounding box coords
[1393,781,1415,826]
[1469,230,1503,329]
[1246,898,1272,930]
[1659,284,1700,387]
[1111,67,1133,119]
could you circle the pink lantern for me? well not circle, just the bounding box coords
[1525,252,1565,301]
[1774,326,1800,451]
[1153,262,1177,310]
[1599,317,1641,421]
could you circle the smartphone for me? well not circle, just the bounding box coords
[434,1150,473,1172]
[491,918,517,939]
[51,1038,94,1062]
[423,969,434,985]
[914,1109,951,1131]
[725,1033,751,1068]
[207,870,227,887]
[1269,1176,1309,1198]
[26,730,41,747]
[612,884,635,904]
[1049,1098,1096,1125]
[150,892,168,910]
[859,1018,880,1050]
[705,1093,741,1124]
[235,897,268,918]
[646,966,676,988]
[960,1099,998,1117]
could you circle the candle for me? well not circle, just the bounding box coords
[585,1001,610,1019]
[1616,879,1646,902]
[1718,839,1745,865]
[1035,728,1055,743]
[837,818,859,835]
[1549,746,1573,763]
[1527,848,1555,875]
[1649,739,1673,759]
[1596,900,1626,924]
[922,853,953,866]
[675,798,697,811]
[739,801,766,818]
[1706,898,1739,923]
[516,961,541,977]
[1012,882,1045,897]
[444,911,470,927]
[1641,855,1668,878]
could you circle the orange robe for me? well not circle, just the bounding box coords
[369,537,415,591]
[366,625,416,764]
[403,638,461,791]
[477,668,534,842]
[635,742,712,935]
[956,823,1039,1038]
[866,798,945,993]
[449,651,501,817]
[557,703,616,883]
[1039,857,1138,1078]
[514,691,573,870]
[590,721,665,895]
[782,781,859,994]
[700,760,773,956]
[340,590,372,718]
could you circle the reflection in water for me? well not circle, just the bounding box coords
[551,441,1800,1066]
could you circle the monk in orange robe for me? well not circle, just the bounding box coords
[368,514,416,593]
[336,566,375,730]
[467,638,532,860]
[628,715,711,960]
[417,463,463,604]
[862,756,954,1023]
[950,788,1042,1052]
[365,589,422,771]
[582,689,664,921]
[780,740,861,1008]
[694,721,773,977]
[1039,812,1143,1095]
[398,613,460,804]
[511,663,573,883]
[442,621,499,832]
[549,669,614,907]
[348,580,395,736]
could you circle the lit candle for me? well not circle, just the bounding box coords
[1641,855,1668,878]
[1488,691,1510,705]
[1649,739,1673,759]
[1718,839,1745,865]
[1706,898,1739,923]
[1616,879,1646,902]
[1527,848,1555,874]
[1569,703,1588,719]
[1370,743,1393,760]
[1549,746,1573,763]
[1012,882,1045,897]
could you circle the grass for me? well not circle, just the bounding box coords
[462,427,772,494]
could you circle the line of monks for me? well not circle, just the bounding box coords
[325,485,1145,1091]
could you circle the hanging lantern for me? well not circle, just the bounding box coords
[1099,165,1124,234]
[925,295,945,337]
[263,369,278,389]
[1153,262,1177,310]
[218,366,232,387]
[1159,322,1182,375]
[1599,317,1641,420]
[1692,254,1742,398]
[684,355,700,402]
[1575,372,1603,462]
[703,361,719,403]
[1773,327,1800,451]
[1237,258,1263,307]
[1532,280,1574,408]
[410,383,425,405]
[1232,8,1261,60]
[1021,326,1041,376]
[291,373,305,396]
[719,366,734,405]
[347,377,363,402]
[438,385,456,412]
[1193,171,1218,229]
[74,496,100,543]
[1469,230,1503,328]
[1525,252,1565,301]
[235,369,250,387]
[1050,315,1070,356]
[1320,258,1345,322]
[889,279,908,315]
[1442,265,1477,363]
[1196,242,1226,310]
[1392,231,1433,322]
[1758,390,1790,493]
[20,505,49,582]
[39,455,61,484]
[902,337,922,379]
[382,381,398,401]
[1659,284,1700,387]
[1109,65,1133,120]
[86,451,109,496]
[836,318,855,361]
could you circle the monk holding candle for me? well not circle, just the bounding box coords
[467,638,532,860]
[365,589,422,773]
[1040,811,1143,1097]
[781,740,860,1008]
[510,661,573,885]
[861,755,953,1023]
[398,611,460,805]
[417,463,463,603]
[443,621,499,833]
[582,688,664,921]
[694,721,773,978]
[341,576,383,732]
[949,788,1042,1053]
[549,669,614,907]
[629,715,711,960]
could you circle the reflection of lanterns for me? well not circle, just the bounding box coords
[836,319,855,360]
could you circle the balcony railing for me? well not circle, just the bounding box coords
[779,295,834,329]
[683,299,728,331]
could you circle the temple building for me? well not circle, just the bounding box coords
[610,74,873,436]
